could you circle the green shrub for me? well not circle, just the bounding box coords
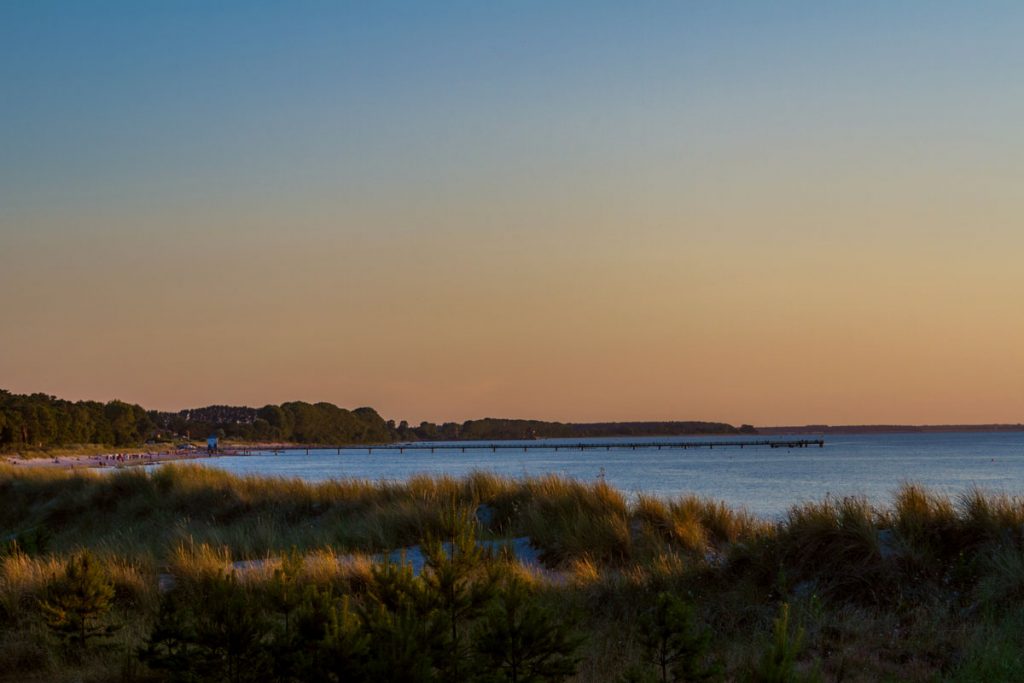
[473,576,582,683]
[138,589,197,681]
[422,504,499,681]
[635,592,720,682]
[752,603,810,683]
[312,593,368,680]
[39,550,118,654]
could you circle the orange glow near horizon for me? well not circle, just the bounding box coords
[3,192,1022,426]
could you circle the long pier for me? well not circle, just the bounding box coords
[245,439,824,455]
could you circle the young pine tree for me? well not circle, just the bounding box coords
[190,571,272,683]
[267,548,308,681]
[139,588,199,682]
[754,603,807,683]
[472,576,582,683]
[318,593,371,682]
[361,600,445,682]
[360,558,444,682]
[422,504,499,681]
[636,592,720,683]
[268,547,306,637]
[39,550,118,654]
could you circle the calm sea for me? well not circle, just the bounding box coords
[187,432,1024,518]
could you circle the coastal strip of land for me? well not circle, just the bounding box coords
[5,438,825,470]
[5,449,215,469]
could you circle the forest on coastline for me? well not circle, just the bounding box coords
[0,389,747,451]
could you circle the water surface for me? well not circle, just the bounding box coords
[187,432,1024,517]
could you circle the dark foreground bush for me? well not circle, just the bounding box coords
[140,509,582,683]
[40,550,118,655]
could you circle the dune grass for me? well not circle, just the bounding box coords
[2,465,1024,680]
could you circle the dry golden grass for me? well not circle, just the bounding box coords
[959,487,1024,542]
[168,539,234,579]
[0,550,64,610]
[4,471,1024,681]
[567,555,601,586]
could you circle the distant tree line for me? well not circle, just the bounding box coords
[151,402,392,445]
[0,389,752,451]
[758,423,1024,435]
[396,418,752,441]
[0,391,391,450]
[0,390,153,449]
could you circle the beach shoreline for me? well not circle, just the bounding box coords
[1,440,307,469]
[4,449,211,470]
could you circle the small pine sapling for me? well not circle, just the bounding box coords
[473,576,583,683]
[754,602,808,683]
[139,588,199,682]
[361,557,444,681]
[319,594,371,681]
[636,592,721,683]
[422,503,499,681]
[39,550,118,654]
[268,547,306,637]
[190,571,272,683]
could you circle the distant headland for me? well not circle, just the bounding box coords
[0,389,748,452]
[3,389,1020,453]
[757,424,1024,434]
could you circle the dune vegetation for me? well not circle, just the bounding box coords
[2,465,1024,681]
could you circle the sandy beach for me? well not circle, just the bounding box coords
[4,449,232,470]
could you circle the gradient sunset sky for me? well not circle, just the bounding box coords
[2,2,1022,425]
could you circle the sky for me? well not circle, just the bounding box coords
[2,1,1023,425]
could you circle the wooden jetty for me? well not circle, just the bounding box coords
[247,439,825,455]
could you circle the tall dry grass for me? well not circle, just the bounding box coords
[5,464,1024,592]
[5,468,1024,681]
